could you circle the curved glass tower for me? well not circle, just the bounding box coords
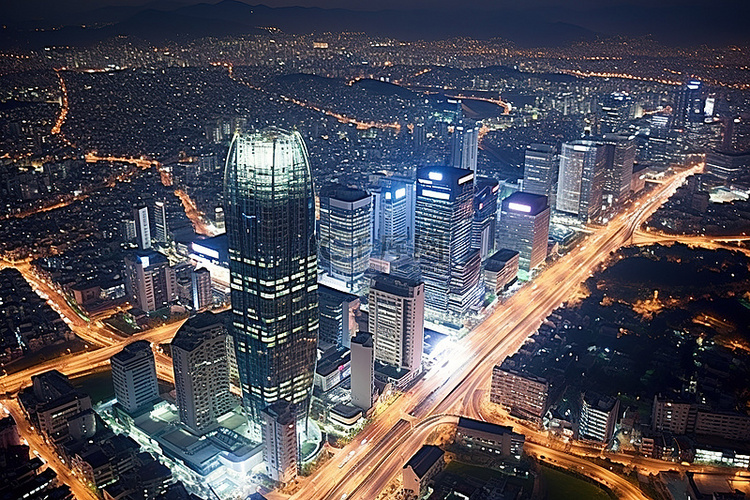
[224,128,318,436]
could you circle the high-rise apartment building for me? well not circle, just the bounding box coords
[153,201,168,244]
[111,340,159,415]
[602,133,636,207]
[415,166,481,322]
[318,184,371,293]
[579,392,620,443]
[123,251,176,312]
[224,128,318,436]
[523,144,557,199]
[497,192,550,272]
[369,274,424,384]
[490,366,549,424]
[472,177,499,262]
[556,140,606,223]
[133,206,151,250]
[261,400,298,484]
[171,312,236,435]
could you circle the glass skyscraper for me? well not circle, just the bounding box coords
[224,128,318,437]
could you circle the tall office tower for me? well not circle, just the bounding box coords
[597,92,632,134]
[350,332,374,411]
[523,144,557,198]
[318,284,360,349]
[224,128,318,437]
[415,166,482,321]
[318,183,372,293]
[497,192,550,272]
[191,267,212,311]
[261,400,298,484]
[171,312,236,435]
[111,340,159,415]
[133,205,151,250]
[153,201,168,244]
[451,121,479,174]
[123,250,176,312]
[673,80,703,129]
[472,177,499,262]
[369,273,425,383]
[556,140,606,224]
[601,133,636,207]
[371,176,416,254]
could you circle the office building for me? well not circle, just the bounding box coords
[111,341,159,415]
[705,149,750,182]
[261,400,298,484]
[472,177,499,261]
[318,284,360,349]
[483,249,519,295]
[523,144,557,198]
[497,192,550,272]
[134,205,151,250]
[602,133,636,206]
[123,250,176,313]
[579,393,620,443]
[456,417,525,459]
[171,312,236,435]
[350,332,375,412]
[153,201,168,244]
[490,366,549,424]
[451,121,479,174]
[369,274,424,384]
[191,267,212,311]
[403,445,444,500]
[415,166,481,322]
[224,128,318,436]
[556,140,606,223]
[318,184,372,293]
[673,80,703,129]
[371,175,416,254]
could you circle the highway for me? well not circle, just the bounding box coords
[266,165,699,500]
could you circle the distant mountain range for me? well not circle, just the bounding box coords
[1,0,748,49]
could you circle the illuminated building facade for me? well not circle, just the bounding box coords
[523,143,557,199]
[497,192,550,272]
[602,133,636,207]
[123,250,176,313]
[369,273,424,383]
[134,205,151,250]
[171,312,236,435]
[556,140,606,223]
[451,121,479,174]
[318,184,371,293]
[371,175,416,254]
[415,166,481,322]
[224,128,318,437]
[153,200,168,244]
[111,340,159,415]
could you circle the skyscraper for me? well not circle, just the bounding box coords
[601,133,636,207]
[556,140,606,224]
[261,400,298,483]
[153,201,168,244]
[369,273,424,385]
[673,80,703,129]
[224,128,318,437]
[318,184,371,293]
[415,166,481,322]
[171,312,236,435]
[318,284,360,349]
[350,332,374,412]
[523,144,557,199]
[497,192,550,272]
[370,175,416,255]
[472,177,499,262]
[451,121,479,174]
[111,340,159,415]
[133,206,151,250]
[123,251,176,312]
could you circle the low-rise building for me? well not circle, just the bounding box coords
[482,249,519,296]
[402,445,445,500]
[490,365,548,424]
[455,417,525,459]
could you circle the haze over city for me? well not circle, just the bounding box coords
[0,2,749,500]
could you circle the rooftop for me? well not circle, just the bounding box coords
[405,445,444,478]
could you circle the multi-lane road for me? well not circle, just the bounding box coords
[269,164,699,500]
